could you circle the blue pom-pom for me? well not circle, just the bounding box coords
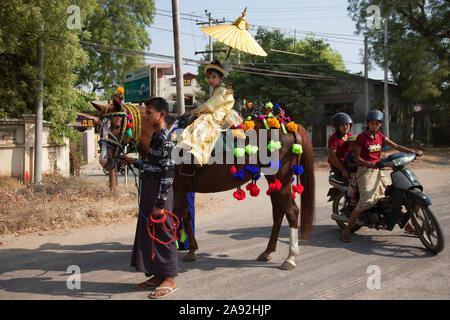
[269,160,282,169]
[245,165,260,175]
[255,174,261,181]
[291,165,304,175]
[233,169,245,180]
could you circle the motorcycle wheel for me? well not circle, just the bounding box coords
[332,192,361,232]
[410,204,444,254]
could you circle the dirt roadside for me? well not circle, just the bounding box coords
[1,146,448,242]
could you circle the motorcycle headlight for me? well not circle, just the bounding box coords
[392,153,415,167]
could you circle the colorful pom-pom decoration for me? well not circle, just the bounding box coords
[266,179,282,195]
[267,117,280,129]
[265,102,273,109]
[232,129,246,139]
[291,165,304,175]
[245,145,259,155]
[268,159,282,169]
[292,184,304,194]
[292,143,303,155]
[233,169,245,180]
[234,148,245,157]
[230,165,237,175]
[233,189,246,200]
[267,140,282,152]
[117,87,124,94]
[248,102,253,109]
[246,183,260,197]
[126,122,133,128]
[286,122,298,132]
[245,165,260,175]
[242,120,255,132]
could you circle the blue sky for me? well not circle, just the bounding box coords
[146,0,386,80]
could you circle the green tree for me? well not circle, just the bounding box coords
[347,0,449,142]
[76,0,155,98]
[197,29,346,124]
[0,0,154,143]
[0,0,95,143]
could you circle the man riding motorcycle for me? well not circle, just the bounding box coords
[341,110,423,242]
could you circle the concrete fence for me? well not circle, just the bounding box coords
[0,114,70,182]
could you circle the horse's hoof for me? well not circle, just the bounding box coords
[256,252,272,262]
[279,261,296,270]
[183,253,197,262]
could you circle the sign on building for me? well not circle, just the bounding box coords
[124,66,157,102]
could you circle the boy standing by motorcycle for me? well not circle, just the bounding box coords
[341,110,423,242]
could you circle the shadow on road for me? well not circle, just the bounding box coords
[207,224,434,259]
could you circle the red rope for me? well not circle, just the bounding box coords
[146,210,180,260]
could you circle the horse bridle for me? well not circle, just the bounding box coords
[98,103,142,161]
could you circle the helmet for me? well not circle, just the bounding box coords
[332,112,353,129]
[366,110,384,122]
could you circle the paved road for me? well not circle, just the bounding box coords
[0,169,449,300]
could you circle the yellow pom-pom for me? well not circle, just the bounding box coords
[117,87,124,94]
[287,122,298,132]
[242,120,255,132]
[267,117,280,129]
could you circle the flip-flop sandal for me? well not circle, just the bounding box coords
[149,286,178,299]
[136,276,159,290]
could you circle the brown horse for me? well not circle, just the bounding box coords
[92,99,315,270]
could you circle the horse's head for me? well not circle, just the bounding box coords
[92,98,128,172]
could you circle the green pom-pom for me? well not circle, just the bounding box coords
[234,148,245,157]
[292,143,303,154]
[267,140,282,152]
[245,145,259,155]
[263,119,269,130]
[247,116,252,121]
[268,112,274,118]
[265,102,273,109]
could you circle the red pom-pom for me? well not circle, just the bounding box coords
[230,165,237,175]
[246,183,260,197]
[292,184,304,194]
[267,179,282,195]
[127,122,133,128]
[233,189,246,200]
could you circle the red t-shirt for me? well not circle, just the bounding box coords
[356,131,386,163]
[328,132,352,166]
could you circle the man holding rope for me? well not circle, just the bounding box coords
[120,97,178,299]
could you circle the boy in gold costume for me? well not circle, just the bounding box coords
[177,59,242,166]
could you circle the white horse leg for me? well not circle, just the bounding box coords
[279,227,299,270]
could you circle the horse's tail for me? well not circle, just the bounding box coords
[298,125,315,241]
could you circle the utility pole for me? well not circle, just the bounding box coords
[364,35,369,116]
[383,22,390,137]
[196,10,226,96]
[34,25,44,184]
[171,0,185,115]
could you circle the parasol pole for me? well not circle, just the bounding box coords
[225,47,233,60]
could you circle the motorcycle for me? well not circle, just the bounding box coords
[328,152,444,254]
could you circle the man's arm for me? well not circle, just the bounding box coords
[384,137,423,156]
[154,137,175,210]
